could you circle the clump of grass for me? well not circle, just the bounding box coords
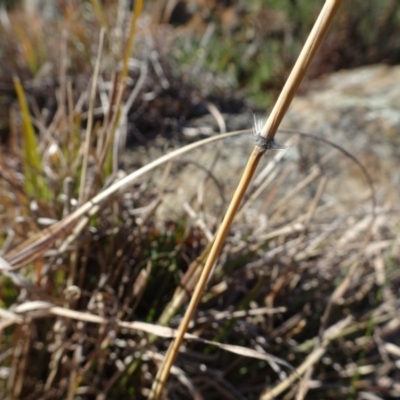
[1,1,400,400]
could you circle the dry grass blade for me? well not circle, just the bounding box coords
[279,128,376,210]
[122,0,143,79]
[78,28,105,205]
[150,1,343,398]
[0,300,290,369]
[3,130,247,268]
[260,317,352,400]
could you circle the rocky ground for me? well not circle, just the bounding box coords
[122,64,400,223]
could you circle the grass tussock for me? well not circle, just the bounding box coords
[0,1,400,399]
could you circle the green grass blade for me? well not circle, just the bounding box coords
[13,76,49,200]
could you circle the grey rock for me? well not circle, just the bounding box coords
[122,64,400,222]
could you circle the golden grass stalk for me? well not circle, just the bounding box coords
[13,24,39,74]
[88,0,107,29]
[122,0,143,80]
[96,0,143,173]
[149,1,343,398]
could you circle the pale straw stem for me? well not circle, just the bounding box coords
[149,1,343,399]
[261,0,342,140]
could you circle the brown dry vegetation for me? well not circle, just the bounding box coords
[0,1,400,399]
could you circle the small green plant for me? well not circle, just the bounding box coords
[13,77,50,200]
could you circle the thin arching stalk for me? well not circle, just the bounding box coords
[4,130,247,269]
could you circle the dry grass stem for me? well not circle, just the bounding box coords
[0,298,288,366]
[260,317,352,400]
[4,130,247,268]
[260,0,342,141]
[78,28,105,205]
[150,1,343,398]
